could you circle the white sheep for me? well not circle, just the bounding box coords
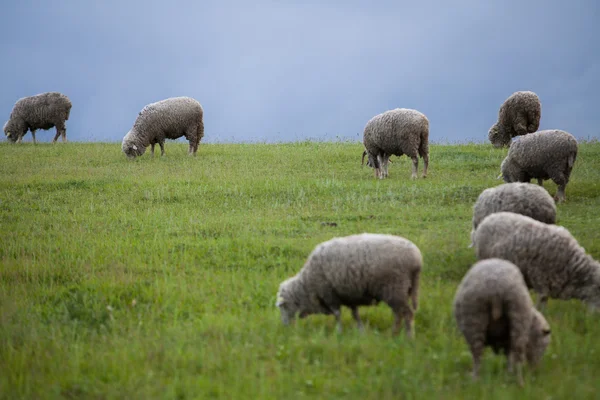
[122,97,204,158]
[276,233,422,337]
[3,92,72,144]
[488,91,541,148]
[473,212,600,310]
[500,129,578,202]
[470,182,556,247]
[454,258,551,386]
[362,108,429,179]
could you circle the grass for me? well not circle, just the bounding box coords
[1,140,599,399]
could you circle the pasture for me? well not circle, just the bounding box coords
[1,141,599,399]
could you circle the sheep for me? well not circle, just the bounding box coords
[488,91,541,148]
[3,92,72,144]
[121,97,204,158]
[500,129,578,202]
[361,108,429,179]
[470,182,556,246]
[453,258,551,386]
[473,212,600,311]
[276,233,422,337]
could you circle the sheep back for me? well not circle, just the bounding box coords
[489,91,541,148]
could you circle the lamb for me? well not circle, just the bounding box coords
[500,129,578,202]
[473,212,600,310]
[453,258,551,386]
[3,92,72,144]
[121,97,204,158]
[470,182,556,246]
[276,233,422,337]
[361,108,429,179]
[488,91,541,148]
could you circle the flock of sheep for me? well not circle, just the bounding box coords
[3,90,596,386]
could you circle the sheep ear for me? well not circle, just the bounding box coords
[276,295,285,307]
[542,328,551,335]
[496,173,502,180]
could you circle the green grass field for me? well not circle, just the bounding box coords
[1,141,599,399]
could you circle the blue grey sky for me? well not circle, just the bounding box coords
[1,0,598,143]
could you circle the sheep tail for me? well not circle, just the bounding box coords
[491,297,502,321]
[410,270,420,311]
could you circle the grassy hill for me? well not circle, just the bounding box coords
[1,141,599,399]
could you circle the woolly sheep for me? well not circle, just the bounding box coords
[488,91,541,148]
[474,212,600,310]
[121,97,204,158]
[470,182,556,246]
[453,258,551,386]
[500,129,578,202]
[3,92,72,144]
[276,233,422,337]
[361,108,429,179]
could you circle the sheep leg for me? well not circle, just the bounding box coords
[31,130,37,144]
[554,184,567,203]
[150,143,155,156]
[508,351,525,387]
[421,153,429,178]
[537,178,543,186]
[52,128,60,144]
[391,304,413,338]
[551,171,568,202]
[376,154,385,179]
[16,135,23,144]
[159,141,165,156]
[381,155,390,178]
[469,342,484,381]
[351,307,364,332]
[411,156,419,180]
[333,309,343,333]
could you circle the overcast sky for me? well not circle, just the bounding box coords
[1,0,598,143]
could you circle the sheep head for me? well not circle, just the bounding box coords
[489,123,509,148]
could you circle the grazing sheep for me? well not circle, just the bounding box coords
[276,233,422,337]
[3,92,72,144]
[362,108,429,179]
[470,182,556,246]
[454,258,551,386]
[488,91,541,148]
[474,212,600,310]
[500,130,578,202]
[121,97,204,158]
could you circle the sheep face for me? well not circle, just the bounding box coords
[525,309,551,366]
[276,278,300,325]
[361,150,382,178]
[276,277,321,325]
[121,132,146,158]
[3,120,20,143]
[488,123,508,148]
[500,158,519,183]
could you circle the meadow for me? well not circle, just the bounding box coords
[1,141,599,399]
